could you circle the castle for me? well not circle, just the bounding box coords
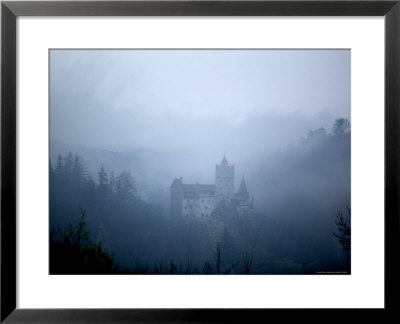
[170,156,254,220]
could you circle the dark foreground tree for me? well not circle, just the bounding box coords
[333,207,351,272]
[50,210,253,275]
[203,243,240,274]
[50,210,121,274]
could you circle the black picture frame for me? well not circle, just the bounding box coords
[1,0,399,322]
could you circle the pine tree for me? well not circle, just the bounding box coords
[97,164,108,186]
[55,154,63,174]
[72,154,84,183]
[109,171,116,193]
[64,152,74,175]
[50,210,119,274]
[115,172,136,203]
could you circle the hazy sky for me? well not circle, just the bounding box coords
[50,49,350,158]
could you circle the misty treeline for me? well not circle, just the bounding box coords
[244,118,351,273]
[50,209,252,274]
[50,118,351,274]
[50,154,253,274]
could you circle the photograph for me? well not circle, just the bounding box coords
[49,49,351,275]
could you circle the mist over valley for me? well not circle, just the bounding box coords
[49,49,351,274]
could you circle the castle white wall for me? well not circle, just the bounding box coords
[182,195,215,220]
[215,165,235,200]
[173,159,253,220]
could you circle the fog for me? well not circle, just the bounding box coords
[50,49,349,150]
[49,50,351,274]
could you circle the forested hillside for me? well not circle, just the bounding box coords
[50,119,351,274]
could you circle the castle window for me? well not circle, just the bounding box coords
[205,206,208,210]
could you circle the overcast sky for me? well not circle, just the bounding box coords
[50,49,350,160]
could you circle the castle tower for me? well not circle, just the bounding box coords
[235,177,253,216]
[215,155,234,201]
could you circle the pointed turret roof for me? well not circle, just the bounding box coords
[171,177,182,188]
[237,178,249,197]
[221,155,229,165]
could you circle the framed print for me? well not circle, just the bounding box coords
[1,0,400,322]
